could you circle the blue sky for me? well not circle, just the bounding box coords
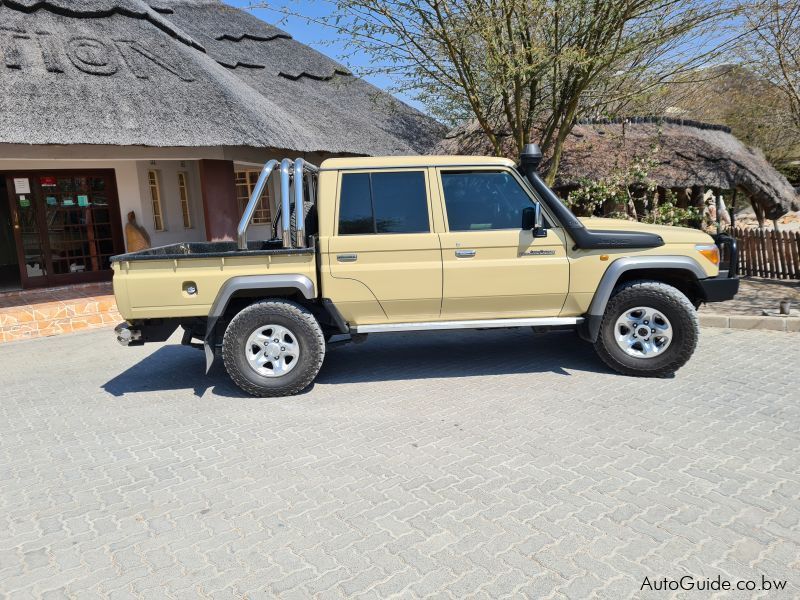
[225,1,419,107]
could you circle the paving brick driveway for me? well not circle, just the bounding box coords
[0,327,798,599]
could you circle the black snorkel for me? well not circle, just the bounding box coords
[518,143,664,250]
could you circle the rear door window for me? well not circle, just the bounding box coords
[338,171,429,235]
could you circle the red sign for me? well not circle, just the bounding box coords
[40,176,57,186]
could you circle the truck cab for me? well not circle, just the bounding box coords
[112,147,738,396]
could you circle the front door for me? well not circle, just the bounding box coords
[326,169,442,324]
[436,168,570,319]
[3,171,125,288]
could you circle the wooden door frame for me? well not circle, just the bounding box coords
[1,178,22,289]
[1,169,125,289]
[4,174,31,288]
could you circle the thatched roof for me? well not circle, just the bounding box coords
[436,117,799,219]
[0,0,443,155]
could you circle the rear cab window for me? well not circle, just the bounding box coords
[337,170,430,235]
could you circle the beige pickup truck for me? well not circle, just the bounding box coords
[112,146,739,396]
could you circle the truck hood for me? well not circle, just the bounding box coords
[579,218,714,245]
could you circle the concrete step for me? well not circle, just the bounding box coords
[0,283,121,343]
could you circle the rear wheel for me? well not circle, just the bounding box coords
[594,281,698,377]
[222,299,325,396]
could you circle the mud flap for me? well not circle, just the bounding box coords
[204,337,216,374]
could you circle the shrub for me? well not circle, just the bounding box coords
[564,150,701,228]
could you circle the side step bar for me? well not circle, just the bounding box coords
[352,317,583,334]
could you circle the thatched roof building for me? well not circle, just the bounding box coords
[436,118,799,220]
[0,0,444,292]
[0,0,442,155]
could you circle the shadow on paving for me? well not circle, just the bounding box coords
[102,345,246,399]
[102,329,611,397]
[317,329,611,384]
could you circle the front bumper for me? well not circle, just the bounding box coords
[701,233,739,303]
[699,275,739,303]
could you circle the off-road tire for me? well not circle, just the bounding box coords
[222,299,325,397]
[594,280,699,377]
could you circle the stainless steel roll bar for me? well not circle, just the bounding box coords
[293,158,319,249]
[236,158,319,250]
[279,159,293,248]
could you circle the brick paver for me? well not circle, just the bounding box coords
[0,327,797,598]
[699,278,799,316]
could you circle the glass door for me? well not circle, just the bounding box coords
[43,175,117,277]
[8,176,49,283]
[5,171,124,288]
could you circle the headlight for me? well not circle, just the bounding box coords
[695,243,720,266]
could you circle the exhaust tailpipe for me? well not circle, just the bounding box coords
[115,322,142,346]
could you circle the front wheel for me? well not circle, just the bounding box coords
[593,280,699,377]
[222,299,325,396]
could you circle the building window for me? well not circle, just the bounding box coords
[148,170,165,231]
[177,171,192,229]
[235,170,271,225]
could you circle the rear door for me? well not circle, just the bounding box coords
[435,167,569,319]
[326,169,442,324]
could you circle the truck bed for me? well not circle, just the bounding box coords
[111,239,317,320]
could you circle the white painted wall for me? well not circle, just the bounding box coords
[134,160,207,247]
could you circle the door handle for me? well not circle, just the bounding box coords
[337,253,358,262]
[455,249,476,258]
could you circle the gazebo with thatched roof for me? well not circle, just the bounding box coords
[435,117,799,225]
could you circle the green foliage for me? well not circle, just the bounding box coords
[645,196,702,228]
[566,150,701,228]
[566,176,629,217]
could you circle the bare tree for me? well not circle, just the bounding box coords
[655,64,800,166]
[741,0,800,136]
[251,0,733,183]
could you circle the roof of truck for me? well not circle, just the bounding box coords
[319,155,517,170]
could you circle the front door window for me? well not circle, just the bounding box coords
[441,170,550,231]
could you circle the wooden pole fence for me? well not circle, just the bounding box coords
[733,227,800,279]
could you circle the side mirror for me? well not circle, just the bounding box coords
[522,204,547,238]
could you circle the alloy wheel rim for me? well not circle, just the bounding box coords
[245,324,301,377]
[613,306,673,359]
